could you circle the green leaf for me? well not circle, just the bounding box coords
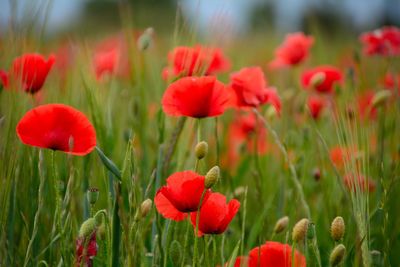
[95,146,121,181]
[226,240,241,267]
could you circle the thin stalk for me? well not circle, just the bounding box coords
[192,189,207,267]
[23,150,46,267]
[253,108,311,218]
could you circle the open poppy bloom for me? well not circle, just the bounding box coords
[0,53,55,94]
[154,171,211,221]
[190,192,240,236]
[343,173,376,193]
[269,32,314,69]
[16,104,96,155]
[76,232,98,267]
[248,241,306,267]
[229,67,281,113]
[307,95,327,119]
[359,26,400,56]
[162,76,230,118]
[301,65,343,94]
[162,45,230,80]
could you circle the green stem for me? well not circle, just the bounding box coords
[112,183,121,267]
[253,108,311,218]
[192,189,207,267]
[23,150,46,267]
[181,220,191,267]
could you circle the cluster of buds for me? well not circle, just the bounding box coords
[329,216,346,266]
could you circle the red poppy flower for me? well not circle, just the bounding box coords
[224,112,269,168]
[162,76,230,118]
[307,95,327,119]
[343,173,376,193]
[229,67,281,112]
[16,104,96,155]
[301,65,343,94]
[248,241,306,267]
[190,192,240,236]
[154,171,211,221]
[359,26,400,56]
[269,32,314,69]
[383,72,400,95]
[357,90,377,120]
[0,53,55,94]
[76,232,98,267]
[162,45,230,80]
[92,34,132,80]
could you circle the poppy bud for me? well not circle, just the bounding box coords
[307,222,316,240]
[195,141,208,160]
[329,244,346,266]
[169,240,182,266]
[371,250,382,266]
[274,216,289,234]
[79,218,97,238]
[140,198,153,218]
[205,166,220,189]
[233,186,246,198]
[266,105,277,120]
[310,72,326,88]
[312,167,321,181]
[292,218,309,242]
[331,216,345,241]
[137,27,154,51]
[87,187,99,205]
[371,90,391,108]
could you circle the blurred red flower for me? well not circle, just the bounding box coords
[190,192,240,236]
[154,171,211,221]
[229,67,281,113]
[301,65,343,94]
[357,90,377,120]
[269,32,314,69]
[360,26,400,56]
[383,72,400,94]
[0,53,55,94]
[162,45,230,80]
[16,104,96,156]
[162,76,230,118]
[92,34,131,80]
[248,241,306,267]
[307,95,327,119]
[329,146,358,168]
[343,173,376,193]
[225,112,269,168]
[76,232,97,267]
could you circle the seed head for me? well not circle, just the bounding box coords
[331,216,345,241]
[292,218,309,242]
[330,244,346,266]
[87,187,99,205]
[140,198,153,218]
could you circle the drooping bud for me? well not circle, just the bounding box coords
[140,198,153,218]
[310,72,326,88]
[169,240,182,266]
[292,218,309,242]
[205,166,220,189]
[137,27,154,51]
[274,216,289,234]
[329,244,346,266]
[371,90,391,108]
[330,216,345,241]
[195,141,208,160]
[87,187,99,205]
[79,218,97,238]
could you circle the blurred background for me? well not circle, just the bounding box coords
[1,0,399,40]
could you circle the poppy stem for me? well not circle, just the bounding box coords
[193,189,207,267]
[23,150,46,267]
[291,242,296,267]
[252,108,311,218]
[181,220,191,267]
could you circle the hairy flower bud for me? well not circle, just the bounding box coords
[372,90,391,108]
[310,72,326,88]
[331,216,345,241]
[79,218,97,238]
[137,27,154,51]
[205,166,220,189]
[274,216,289,234]
[195,141,208,160]
[140,198,153,218]
[330,244,346,266]
[87,187,99,205]
[292,218,309,242]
